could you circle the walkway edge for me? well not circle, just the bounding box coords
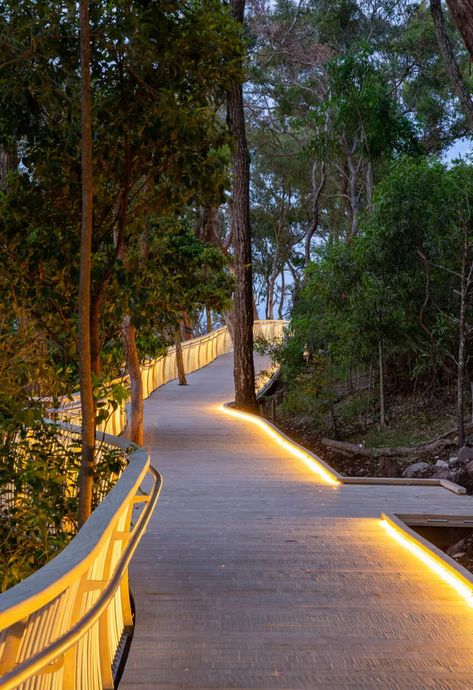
[381,512,473,605]
[253,372,466,495]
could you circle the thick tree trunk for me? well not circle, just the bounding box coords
[227,0,257,412]
[77,0,95,527]
[122,315,143,445]
[430,0,473,131]
[446,0,473,60]
[175,331,187,386]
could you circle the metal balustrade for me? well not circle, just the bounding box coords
[0,320,287,690]
[0,424,162,690]
[59,320,288,436]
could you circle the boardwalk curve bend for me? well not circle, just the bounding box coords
[121,346,473,690]
[0,321,286,690]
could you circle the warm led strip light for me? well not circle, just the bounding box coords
[381,518,473,607]
[220,404,340,486]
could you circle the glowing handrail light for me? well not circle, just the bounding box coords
[220,404,340,486]
[381,517,473,607]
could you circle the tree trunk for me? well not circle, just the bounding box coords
[430,0,473,131]
[379,339,386,428]
[77,0,95,527]
[470,380,473,423]
[446,0,473,60]
[175,331,187,386]
[0,145,18,192]
[267,272,277,320]
[122,315,143,445]
[278,269,285,320]
[206,306,213,334]
[366,161,374,207]
[347,149,359,238]
[304,159,326,265]
[180,313,194,341]
[227,0,257,412]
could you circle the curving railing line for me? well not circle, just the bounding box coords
[0,320,288,690]
[0,425,161,690]
[59,320,288,436]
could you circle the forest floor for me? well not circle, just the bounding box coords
[268,383,465,478]
[267,381,473,573]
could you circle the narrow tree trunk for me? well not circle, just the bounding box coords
[175,331,187,386]
[227,0,257,412]
[470,379,473,423]
[378,340,386,428]
[304,159,326,265]
[446,0,473,60]
[180,313,194,342]
[206,306,213,334]
[430,0,473,131]
[347,152,359,238]
[366,161,374,206]
[77,0,95,527]
[278,269,285,320]
[267,273,277,320]
[122,315,143,445]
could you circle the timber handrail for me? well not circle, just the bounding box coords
[0,424,162,690]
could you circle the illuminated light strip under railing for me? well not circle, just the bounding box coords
[220,404,340,486]
[380,515,473,608]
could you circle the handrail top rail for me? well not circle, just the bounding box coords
[51,320,289,406]
[3,319,289,623]
[0,426,150,627]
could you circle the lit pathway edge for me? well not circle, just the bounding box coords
[221,399,473,608]
[381,512,473,607]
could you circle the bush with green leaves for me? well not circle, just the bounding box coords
[279,156,473,428]
[0,421,128,592]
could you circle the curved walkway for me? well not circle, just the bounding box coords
[121,353,473,690]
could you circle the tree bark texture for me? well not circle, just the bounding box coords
[278,269,285,320]
[304,160,326,265]
[0,146,18,192]
[77,0,95,527]
[180,313,194,341]
[122,315,143,445]
[430,0,473,131]
[175,331,187,386]
[206,306,213,334]
[227,0,257,412]
[446,0,473,60]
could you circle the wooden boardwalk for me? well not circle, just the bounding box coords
[121,353,473,690]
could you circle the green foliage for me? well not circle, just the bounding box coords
[0,422,127,591]
[280,155,473,418]
[0,0,241,384]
